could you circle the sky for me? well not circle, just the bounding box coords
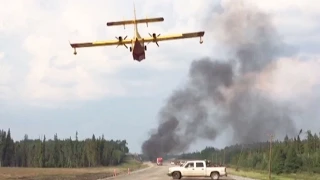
[1,0,320,153]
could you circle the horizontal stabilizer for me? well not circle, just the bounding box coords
[107,17,164,26]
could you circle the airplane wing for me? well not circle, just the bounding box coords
[107,17,164,26]
[143,31,205,44]
[70,39,132,49]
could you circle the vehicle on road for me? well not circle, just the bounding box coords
[167,160,227,180]
[156,157,163,166]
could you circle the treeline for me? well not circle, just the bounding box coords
[180,130,320,174]
[0,129,129,168]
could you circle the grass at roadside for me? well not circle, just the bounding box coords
[0,159,148,180]
[227,167,320,180]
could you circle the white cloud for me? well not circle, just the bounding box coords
[0,52,13,99]
[0,0,211,106]
[243,0,320,14]
[240,0,320,45]
[257,57,320,100]
[0,0,320,107]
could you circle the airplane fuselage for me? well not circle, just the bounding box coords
[130,5,147,62]
[131,38,146,61]
[69,4,205,61]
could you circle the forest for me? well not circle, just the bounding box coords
[0,129,129,168]
[180,130,320,175]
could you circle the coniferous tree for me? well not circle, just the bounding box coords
[0,129,131,168]
[179,130,320,175]
[272,146,285,174]
[284,145,300,173]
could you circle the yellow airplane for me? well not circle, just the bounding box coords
[69,4,205,62]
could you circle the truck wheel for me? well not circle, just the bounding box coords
[210,172,220,180]
[172,171,181,179]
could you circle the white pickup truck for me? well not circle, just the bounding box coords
[167,160,227,180]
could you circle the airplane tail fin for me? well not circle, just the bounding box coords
[133,1,138,33]
[133,2,137,23]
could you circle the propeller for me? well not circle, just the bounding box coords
[148,33,161,47]
[115,35,128,49]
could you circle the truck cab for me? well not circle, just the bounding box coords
[167,160,227,180]
[156,157,163,166]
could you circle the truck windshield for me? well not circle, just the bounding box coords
[180,162,187,167]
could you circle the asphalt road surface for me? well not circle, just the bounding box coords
[101,162,235,180]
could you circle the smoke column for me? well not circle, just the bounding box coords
[142,1,297,160]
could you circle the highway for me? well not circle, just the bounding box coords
[101,162,236,180]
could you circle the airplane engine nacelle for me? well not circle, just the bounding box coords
[148,33,160,47]
[115,35,128,49]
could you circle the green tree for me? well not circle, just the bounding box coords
[180,130,320,176]
[284,145,301,173]
[272,146,285,174]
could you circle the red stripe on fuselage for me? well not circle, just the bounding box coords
[132,39,145,61]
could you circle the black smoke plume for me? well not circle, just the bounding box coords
[142,1,297,160]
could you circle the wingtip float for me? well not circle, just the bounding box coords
[70,5,205,62]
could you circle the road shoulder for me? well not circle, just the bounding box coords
[98,162,155,180]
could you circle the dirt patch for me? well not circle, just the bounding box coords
[5,172,114,180]
[0,168,114,180]
[0,162,147,180]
